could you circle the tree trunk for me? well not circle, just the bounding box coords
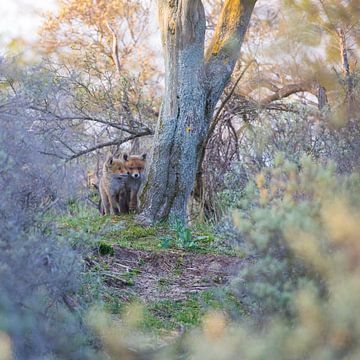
[339,28,354,107]
[140,0,257,223]
[317,85,328,110]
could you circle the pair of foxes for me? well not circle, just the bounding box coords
[99,153,146,215]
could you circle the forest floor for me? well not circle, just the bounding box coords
[97,245,245,302]
[56,208,249,334]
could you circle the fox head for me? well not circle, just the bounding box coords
[123,153,146,179]
[103,156,128,175]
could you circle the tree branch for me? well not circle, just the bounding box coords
[205,0,257,111]
[106,21,137,126]
[65,131,153,162]
[30,106,152,135]
[243,77,281,94]
[259,82,315,106]
[105,21,121,75]
[208,59,254,139]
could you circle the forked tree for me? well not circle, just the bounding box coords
[140,0,257,223]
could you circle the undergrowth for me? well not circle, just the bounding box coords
[48,203,243,336]
[53,206,234,255]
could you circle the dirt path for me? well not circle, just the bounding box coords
[101,245,249,302]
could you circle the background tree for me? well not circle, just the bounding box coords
[192,0,360,218]
[40,0,158,81]
[21,0,161,162]
[243,0,360,109]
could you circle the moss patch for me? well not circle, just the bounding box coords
[54,207,235,255]
[103,289,245,333]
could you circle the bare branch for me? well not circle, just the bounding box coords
[65,130,153,162]
[208,59,254,139]
[106,21,122,75]
[243,77,281,94]
[105,21,137,127]
[259,82,315,106]
[30,106,152,135]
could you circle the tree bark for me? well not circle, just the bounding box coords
[317,85,328,110]
[339,28,354,107]
[140,0,257,223]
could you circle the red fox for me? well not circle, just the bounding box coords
[99,156,128,215]
[122,153,147,212]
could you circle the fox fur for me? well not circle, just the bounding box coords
[122,153,147,212]
[99,156,128,215]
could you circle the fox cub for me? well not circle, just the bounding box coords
[99,156,128,215]
[122,153,147,212]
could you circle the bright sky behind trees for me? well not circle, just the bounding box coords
[0,0,57,45]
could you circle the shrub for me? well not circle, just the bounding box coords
[0,89,98,359]
[203,103,360,221]
[171,166,360,359]
[221,154,358,321]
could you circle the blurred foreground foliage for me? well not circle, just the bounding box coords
[0,97,100,359]
[182,158,360,359]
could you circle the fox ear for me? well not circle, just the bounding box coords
[123,154,128,161]
[106,155,113,165]
[141,153,147,160]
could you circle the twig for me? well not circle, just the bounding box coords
[208,60,254,137]
[102,271,133,285]
[106,21,121,75]
[64,131,153,162]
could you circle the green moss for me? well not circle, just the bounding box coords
[120,225,157,241]
[102,289,245,333]
[141,289,245,331]
[51,203,248,335]
[52,203,235,256]
[123,268,141,284]
[139,173,153,205]
[104,296,126,314]
[102,220,170,251]
[98,242,114,256]
[55,209,109,236]
[173,256,184,276]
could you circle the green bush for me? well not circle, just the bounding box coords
[170,164,360,359]
[222,154,358,321]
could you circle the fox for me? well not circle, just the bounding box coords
[122,153,147,212]
[99,156,128,215]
